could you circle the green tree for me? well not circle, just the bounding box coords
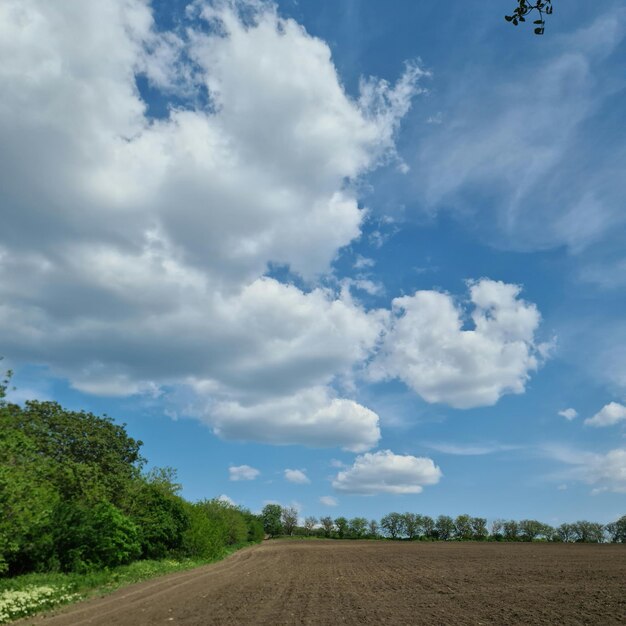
[571,520,605,543]
[556,523,574,543]
[605,515,626,543]
[435,515,454,541]
[281,506,299,536]
[471,517,488,541]
[368,519,379,539]
[182,499,249,559]
[349,517,368,539]
[490,519,505,540]
[454,514,473,541]
[0,358,13,403]
[503,520,520,541]
[126,474,190,559]
[243,511,265,543]
[380,513,403,539]
[422,515,436,540]
[261,504,283,537]
[52,501,140,572]
[402,513,421,540]
[320,516,334,538]
[10,400,144,505]
[519,519,544,542]
[303,516,317,536]
[334,517,349,539]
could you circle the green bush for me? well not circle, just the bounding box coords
[127,483,190,559]
[182,500,249,560]
[53,501,141,572]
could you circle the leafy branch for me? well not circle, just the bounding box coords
[0,356,14,401]
[505,1,553,35]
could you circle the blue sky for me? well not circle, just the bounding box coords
[1,0,625,525]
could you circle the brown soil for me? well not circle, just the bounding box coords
[20,540,626,625]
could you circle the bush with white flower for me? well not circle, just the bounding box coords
[0,585,80,623]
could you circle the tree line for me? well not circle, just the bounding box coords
[2,362,624,580]
[261,507,626,544]
[0,368,263,577]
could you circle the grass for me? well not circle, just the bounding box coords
[0,542,256,624]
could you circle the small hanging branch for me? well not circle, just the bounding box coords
[505,1,553,35]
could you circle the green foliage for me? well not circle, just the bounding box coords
[52,501,141,572]
[8,400,144,505]
[243,512,265,543]
[570,520,605,543]
[303,517,317,535]
[348,517,368,539]
[605,515,626,543]
[334,517,349,539]
[0,388,262,580]
[126,472,190,559]
[320,516,334,538]
[0,359,13,403]
[380,512,402,539]
[261,504,283,537]
[454,514,473,541]
[435,515,454,541]
[505,0,552,34]
[281,506,298,536]
[503,520,520,541]
[470,517,488,541]
[368,519,379,539]
[183,499,249,561]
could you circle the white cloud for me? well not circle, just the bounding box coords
[351,279,384,296]
[0,0,424,450]
[585,402,626,427]
[413,10,626,255]
[558,408,578,421]
[284,469,310,484]
[319,495,338,506]
[353,255,375,270]
[332,449,442,495]
[210,387,380,452]
[424,442,520,456]
[229,464,260,481]
[369,279,542,408]
[546,445,626,494]
[216,494,235,505]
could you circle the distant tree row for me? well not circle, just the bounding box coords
[262,507,626,544]
[0,368,263,577]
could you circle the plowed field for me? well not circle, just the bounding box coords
[21,540,626,625]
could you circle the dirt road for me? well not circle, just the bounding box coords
[20,540,626,625]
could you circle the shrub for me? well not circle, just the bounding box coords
[53,501,140,572]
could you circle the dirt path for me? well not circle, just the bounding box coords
[19,540,626,625]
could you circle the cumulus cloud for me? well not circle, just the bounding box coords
[217,494,236,505]
[369,279,542,408]
[585,402,626,427]
[332,450,442,495]
[0,0,424,449]
[546,446,626,494]
[210,387,380,452]
[319,495,338,506]
[284,469,310,484]
[229,464,260,481]
[559,408,578,421]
